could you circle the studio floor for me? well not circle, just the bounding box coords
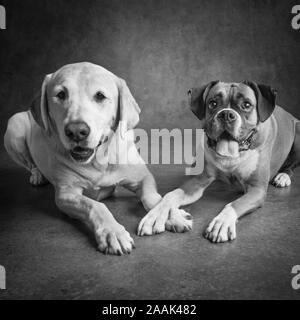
[0,149,299,300]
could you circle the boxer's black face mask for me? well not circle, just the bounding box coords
[189,81,276,158]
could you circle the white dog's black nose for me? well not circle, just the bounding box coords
[64,122,90,142]
[218,110,237,123]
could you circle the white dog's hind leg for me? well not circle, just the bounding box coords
[4,112,48,186]
[29,167,48,186]
[272,172,291,187]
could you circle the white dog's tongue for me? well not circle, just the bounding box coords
[216,139,239,157]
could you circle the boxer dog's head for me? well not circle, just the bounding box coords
[188,81,277,159]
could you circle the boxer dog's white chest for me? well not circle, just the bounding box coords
[206,147,260,184]
[235,149,260,180]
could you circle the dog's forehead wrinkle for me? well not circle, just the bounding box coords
[207,92,223,102]
[207,89,227,101]
[208,82,235,99]
[210,82,257,106]
[234,86,257,104]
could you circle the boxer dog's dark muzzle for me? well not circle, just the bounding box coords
[206,128,257,156]
[205,109,257,158]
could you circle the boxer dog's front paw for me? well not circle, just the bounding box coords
[272,172,291,188]
[96,223,135,255]
[29,167,48,186]
[165,208,193,233]
[205,204,237,243]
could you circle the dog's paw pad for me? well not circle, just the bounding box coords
[29,168,48,186]
[165,208,193,233]
[272,173,291,188]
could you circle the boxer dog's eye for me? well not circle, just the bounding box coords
[95,91,106,102]
[242,102,252,110]
[56,91,66,101]
[208,100,218,109]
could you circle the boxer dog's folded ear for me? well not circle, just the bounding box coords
[243,81,277,122]
[188,80,219,120]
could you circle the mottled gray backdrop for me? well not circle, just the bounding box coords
[0,0,300,133]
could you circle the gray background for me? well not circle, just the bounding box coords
[1,0,300,300]
[0,0,300,132]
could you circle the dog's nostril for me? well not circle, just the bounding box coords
[228,112,236,121]
[80,130,88,136]
[65,128,73,138]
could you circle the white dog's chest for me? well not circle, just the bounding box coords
[70,165,122,189]
[28,117,144,200]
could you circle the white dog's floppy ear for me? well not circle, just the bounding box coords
[117,78,141,138]
[30,74,52,134]
[188,80,219,120]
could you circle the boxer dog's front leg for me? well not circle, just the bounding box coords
[55,186,134,255]
[138,170,215,236]
[205,182,267,243]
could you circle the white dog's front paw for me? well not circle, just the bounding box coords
[205,204,237,243]
[165,208,193,233]
[29,167,48,186]
[272,172,291,188]
[96,223,135,255]
[137,205,169,236]
[137,206,193,236]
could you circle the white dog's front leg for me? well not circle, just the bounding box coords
[137,192,193,236]
[55,187,134,255]
[125,174,169,235]
[138,174,162,212]
[122,173,166,235]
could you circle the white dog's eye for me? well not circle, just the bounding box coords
[56,91,66,101]
[95,91,106,102]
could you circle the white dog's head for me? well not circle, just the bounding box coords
[30,62,140,163]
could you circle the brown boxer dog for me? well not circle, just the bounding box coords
[138,81,300,243]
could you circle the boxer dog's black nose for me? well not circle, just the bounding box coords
[218,110,237,123]
[64,121,90,142]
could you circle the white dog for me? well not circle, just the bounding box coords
[4,62,169,255]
